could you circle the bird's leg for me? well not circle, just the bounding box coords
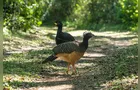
[66,63,70,74]
[72,64,77,75]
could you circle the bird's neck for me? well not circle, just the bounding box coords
[81,37,89,49]
[57,26,62,35]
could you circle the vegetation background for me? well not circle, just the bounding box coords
[4,0,138,32]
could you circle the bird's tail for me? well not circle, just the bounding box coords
[42,55,57,63]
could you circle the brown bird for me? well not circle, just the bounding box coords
[43,32,94,74]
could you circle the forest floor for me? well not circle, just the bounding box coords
[3,26,138,90]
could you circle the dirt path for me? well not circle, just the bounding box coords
[28,30,137,90]
[3,27,138,90]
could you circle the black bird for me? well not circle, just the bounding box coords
[42,32,94,74]
[54,21,75,45]
[43,21,75,62]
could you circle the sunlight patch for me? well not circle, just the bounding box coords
[37,85,73,90]
[69,30,86,36]
[77,63,96,68]
[84,52,106,58]
[113,40,136,47]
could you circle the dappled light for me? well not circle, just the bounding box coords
[3,0,138,89]
[101,75,138,90]
[84,52,106,58]
[3,27,138,89]
[37,85,73,90]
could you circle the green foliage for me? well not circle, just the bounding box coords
[118,0,138,29]
[42,0,77,22]
[65,0,138,30]
[3,0,46,32]
[4,0,138,32]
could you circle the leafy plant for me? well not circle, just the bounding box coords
[3,0,46,32]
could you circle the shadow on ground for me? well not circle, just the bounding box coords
[3,29,138,90]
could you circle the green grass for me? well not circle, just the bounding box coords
[3,49,57,89]
[100,44,137,78]
[101,75,138,90]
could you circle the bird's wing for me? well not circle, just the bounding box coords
[53,41,79,54]
[61,32,75,41]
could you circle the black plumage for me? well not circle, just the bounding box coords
[43,21,75,62]
[55,21,75,45]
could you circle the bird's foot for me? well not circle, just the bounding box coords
[65,70,69,75]
[71,70,79,75]
[71,72,76,75]
[72,71,77,75]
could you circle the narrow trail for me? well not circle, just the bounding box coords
[34,30,137,90]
